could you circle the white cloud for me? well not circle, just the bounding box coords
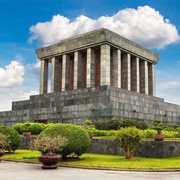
[9,90,38,101]
[28,6,180,49]
[0,61,25,88]
[0,88,38,111]
[156,81,180,105]
[0,61,39,111]
[158,81,180,89]
[26,60,40,77]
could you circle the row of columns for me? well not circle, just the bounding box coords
[40,44,155,96]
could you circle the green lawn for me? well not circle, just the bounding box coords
[2,149,180,170]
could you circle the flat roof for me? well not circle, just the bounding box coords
[36,28,159,64]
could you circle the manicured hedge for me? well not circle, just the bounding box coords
[13,122,44,135]
[0,126,21,152]
[12,123,22,134]
[29,123,43,135]
[95,119,148,130]
[39,123,91,157]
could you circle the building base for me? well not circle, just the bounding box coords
[0,86,179,127]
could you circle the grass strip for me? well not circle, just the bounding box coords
[2,150,180,170]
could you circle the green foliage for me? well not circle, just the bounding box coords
[119,119,136,128]
[163,127,176,132]
[95,119,121,130]
[13,122,45,135]
[152,119,163,133]
[95,120,107,130]
[88,128,110,136]
[106,119,120,130]
[119,119,148,130]
[176,127,180,132]
[116,127,143,159]
[4,150,180,169]
[30,134,68,154]
[43,123,54,130]
[40,123,91,157]
[0,133,11,150]
[12,123,22,134]
[135,121,148,130]
[29,123,43,135]
[0,126,21,152]
[84,120,93,126]
[20,123,31,133]
[162,130,179,138]
[143,129,156,138]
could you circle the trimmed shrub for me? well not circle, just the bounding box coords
[84,120,93,126]
[119,119,136,128]
[89,128,111,136]
[39,123,91,157]
[176,127,180,132]
[119,119,148,130]
[143,129,156,138]
[116,127,143,159]
[29,123,43,135]
[162,130,179,138]
[136,121,148,130]
[12,123,22,134]
[43,123,54,130]
[163,127,176,132]
[0,126,21,152]
[95,120,107,130]
[20,123,31,134]
[106,119,120,130]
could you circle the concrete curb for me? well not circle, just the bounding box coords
[2,159,180,172]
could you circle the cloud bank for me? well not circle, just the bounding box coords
[29,6,180,49]
[0,61,39,111]
[0,61,24,88]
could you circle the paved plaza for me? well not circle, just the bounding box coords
[0,161,180,180]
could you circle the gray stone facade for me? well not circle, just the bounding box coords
[0,28,179,126]
[0,85,179,127]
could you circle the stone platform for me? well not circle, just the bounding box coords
[0,85,179,127]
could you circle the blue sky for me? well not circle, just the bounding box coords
[0,0,180,111]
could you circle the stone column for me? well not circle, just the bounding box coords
[40,59,48,94]
[140,60,148,95]
[131,57,140,93]
[74,51,79,90]
[112,49,121,88]
[51,57,60,92]
[86,48,95,87]
[148,63,155,96]
[122,53,131,90]
[100,44,110,86]
[62,54,67,91]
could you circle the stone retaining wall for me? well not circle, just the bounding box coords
[20,136,180,158]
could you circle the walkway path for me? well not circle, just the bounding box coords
[0,161,180,180]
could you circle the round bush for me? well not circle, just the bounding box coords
[119,119,136,128]
[95,120,107,130]
[163,127,176,132]
[29,123,43,135]
[136,121,148,130]
[0,126,21,152]
[20,123,31,134]
[12,123,22,134]
[43,123,54,130]
[39,123,91,157]
[106,119,120,130]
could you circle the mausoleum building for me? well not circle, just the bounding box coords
[0,28,179,126]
